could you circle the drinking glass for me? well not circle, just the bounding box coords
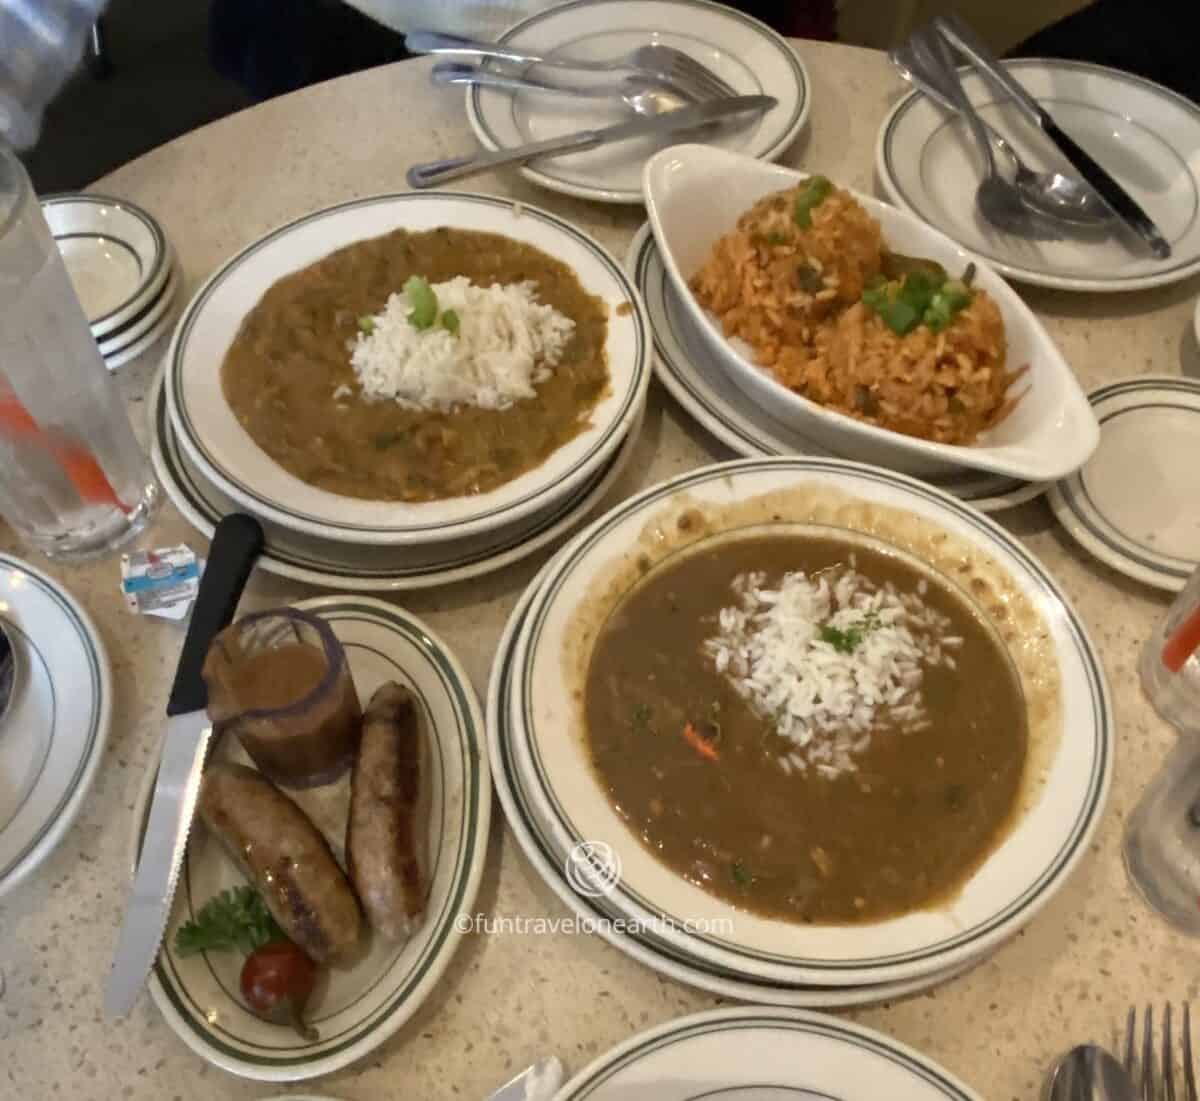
[0,144,159,559]
[1124,564,1200,933]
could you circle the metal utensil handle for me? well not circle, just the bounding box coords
[407,129,600,188]
[165,513,263,717]
[909,29,995,174]
[405,31,546,67]
[430,62,600,100]
[932,14,1048,129]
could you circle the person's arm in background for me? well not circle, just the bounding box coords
[0,0,108,148]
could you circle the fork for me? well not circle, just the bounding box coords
[905,26,1060,242]
[1125,1004,1199,1101]
[406,31,737,101]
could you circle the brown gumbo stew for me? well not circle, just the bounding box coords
[221,227,609,502]
[583,533,1027,924]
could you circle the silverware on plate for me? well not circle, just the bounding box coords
[104,512,264,1018]
[407,30,737,100]
[406,93,775,190]
[0,617,15,728]
[432,61,693,118]
[908,26,1061,241]
[933,12,1171,259]
[887,43,1110,228]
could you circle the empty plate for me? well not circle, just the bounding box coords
[42,193,171,335]
[552,1006,983,1100]
[0,553,112,898]
[1049,376,1200,590]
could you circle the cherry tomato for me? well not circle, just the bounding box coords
[240,941,317,1038]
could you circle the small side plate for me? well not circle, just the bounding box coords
[1049,376,1200,590]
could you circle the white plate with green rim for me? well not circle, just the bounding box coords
[41,192,172,336]
[130,596,490,1081]
[625,223,1048,513]
[149,371,644,591]
[487,555,985,1006]
[876,60,1200,292]
[164,191,651,545]
[464,0,810,204]
[507,457,1112,987]
[0,554,111,898]
[549,1006,982,1099]
[1048,376,1200,591]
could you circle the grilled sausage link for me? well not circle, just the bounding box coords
[346,682,426,940]
[198,762,362,963]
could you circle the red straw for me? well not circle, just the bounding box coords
[1162,603,1200,673]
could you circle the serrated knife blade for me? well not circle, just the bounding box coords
[104,513,263,1018]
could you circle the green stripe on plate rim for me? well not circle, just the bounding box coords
[516,457,1110,970]
[151,599,484,1067]
[1058,402,1198,580]
[168,192,646,535]
[469,0,809,185]
[559,1012,974,1100]
[40,192,169,326]
[881,59,1200,284]
[630,226,1028,505]
[0,554,104,883]
[155,379,618,580]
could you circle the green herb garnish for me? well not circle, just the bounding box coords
[404,275,439,330]
[862,266,974,336]
[731,861,751,886]
[792,175,833,228]
[174,886,284,958]
[440,308,460,335]
[818,614,879,654]
[631,702,653,731]
[765,230,789,246]
[357,315,376,334]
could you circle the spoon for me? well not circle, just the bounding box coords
[432,61,692,118]
[889,44,1112,228]
[0,619,15,729]
[485,1056,564,1101]
[1045,1045,1136,1101]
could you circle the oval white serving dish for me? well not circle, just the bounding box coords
[643,143,1098,482]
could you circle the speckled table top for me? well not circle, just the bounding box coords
[2,38,1200,1101]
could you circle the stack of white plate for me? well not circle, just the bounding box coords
[154,192,652,590]
[488,456,1114,1006]
[43,193,179,370]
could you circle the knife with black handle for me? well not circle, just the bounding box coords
[104,512,264,1018]
[933,13,1170,259]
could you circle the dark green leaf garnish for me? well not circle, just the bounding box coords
[175,886,285,958]
[795,263,825,293]
[765,230,789,246]
[792,175,833,228]
[440,308,460,335]
[631,702,653,731]
[731,860,751,886]
[357,315,375,334]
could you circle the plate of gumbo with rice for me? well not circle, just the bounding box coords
[165,193,651,543]
[509,458,1112,985]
